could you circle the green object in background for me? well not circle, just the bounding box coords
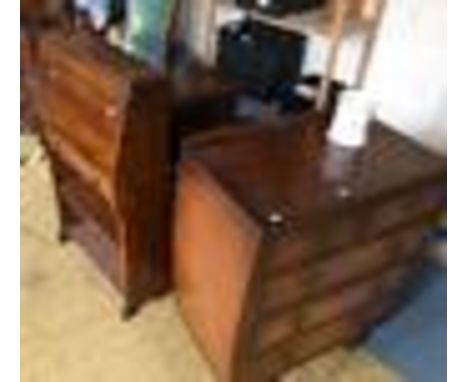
[124,0,177,68]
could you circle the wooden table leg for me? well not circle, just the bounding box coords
[316,0,350,112]
[355,0,387,87]
[203,0,218,65]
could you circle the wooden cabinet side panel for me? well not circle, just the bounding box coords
[174,160,261,380]
[114,78,172,305]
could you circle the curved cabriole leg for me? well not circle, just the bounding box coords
[347,331,370,350]
[121,302,140,320]
[58,229,67,243]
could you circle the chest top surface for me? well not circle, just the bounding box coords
[182,113,446,229]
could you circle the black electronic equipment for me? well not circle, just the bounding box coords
[217,18,306,86]
[236,0,326,17]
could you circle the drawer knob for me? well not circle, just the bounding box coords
[48,68,58,79]
[105,105,118,118]
[268,212,284,225]
[337,185,351,199]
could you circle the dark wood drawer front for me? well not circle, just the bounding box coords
[263,228,423,312]
[52,154,117,240]
[44,66,121,142]
[268,216,359,272]
[268,187,444,273]
[298,264,410,332]
[258,296,395,378]
[369,186,445,236]
[44,129,113,204]
[42,82,118,174]
[257,264,409,351]
[258,315,362,378]
[43,41,127,106]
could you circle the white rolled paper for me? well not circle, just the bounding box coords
[327,89,376,148]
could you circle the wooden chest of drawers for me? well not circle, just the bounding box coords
[36,30,173,316]
[21,0,57,20]
[174,116,446,381]
[35,28,244,316]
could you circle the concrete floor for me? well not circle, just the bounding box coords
[20,141,400,382]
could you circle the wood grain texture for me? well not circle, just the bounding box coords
[37,30,172,316]
[174,160,261,381]
[174,113,446,381]
[35,27,245,316]
[182,113,446,233]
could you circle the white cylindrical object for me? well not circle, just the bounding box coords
[327,89,375,148]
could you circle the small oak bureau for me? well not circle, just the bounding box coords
[174,115,446,382]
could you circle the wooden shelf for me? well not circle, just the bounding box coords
[215,2,372,38]
[203,0,387,111]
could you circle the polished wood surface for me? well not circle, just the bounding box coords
[174,114,446,381]
[37,30,172,317]
[35,28,244,316]
[21,0,72,132]
[21,0,69,25]
[21,0,53,20]
[175,160,261,380]
[183,117,446,230]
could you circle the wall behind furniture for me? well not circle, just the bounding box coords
[366,0,446,153]
[185,0,446,153]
